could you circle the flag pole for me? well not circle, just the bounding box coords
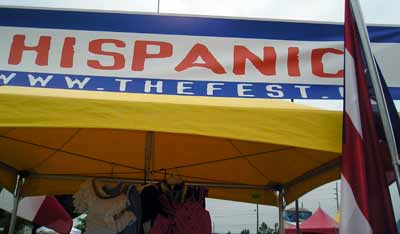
[349,0,400,195]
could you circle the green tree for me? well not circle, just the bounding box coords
[258,222,279,234]
[273,223,278,234]
[258,222,268,234]
[75,216,87,233]
[240,229,250,234]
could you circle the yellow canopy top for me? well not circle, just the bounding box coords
[0,86,342,205]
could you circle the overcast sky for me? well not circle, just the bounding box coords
[1,0,400,24]
[0,1,399,233]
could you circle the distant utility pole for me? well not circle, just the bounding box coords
[334,182,339,211]
[295,200,300,234]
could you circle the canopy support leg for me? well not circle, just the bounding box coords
[278,188,285,234]
[256,203,259,234]
[295,199,300,234]
[8,173,26,234]
[144,131,154,184]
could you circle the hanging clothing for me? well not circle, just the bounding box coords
[121,185,142,234]
[73,180,141,234]
[149,184,212,234]
[140,184,163,234]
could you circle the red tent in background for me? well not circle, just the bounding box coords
[285,208,338,234]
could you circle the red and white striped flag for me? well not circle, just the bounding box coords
[340,1,397,234]
[19,196,72,234]
[0,193,72,234]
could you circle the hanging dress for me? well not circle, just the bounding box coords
[149,183,212,234]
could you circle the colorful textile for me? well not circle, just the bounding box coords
[73,180,138,234]
[120,185,142,234]
[149,198,211,234]
[140,184,163,234]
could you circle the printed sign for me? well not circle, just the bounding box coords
[0,8,399,99]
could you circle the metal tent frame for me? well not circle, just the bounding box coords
[2,148,340,234]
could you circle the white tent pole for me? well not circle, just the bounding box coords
[350,0,400,195]
[8,174,25,234]
[278,188,285,234]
